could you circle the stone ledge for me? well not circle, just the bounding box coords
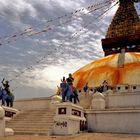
[85,108,140,114]
[2,106,19,114]
[112,91,140,96]
[57,102,84,110]
[15,96,52,102]
[54,115,86,121]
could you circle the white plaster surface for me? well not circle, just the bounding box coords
[0,106,5,137]
[106,92,140,108]
[86,109,140,134]
[50,95,62,110]
[14,97,51,110]
[53,102,86,135]
[5,128,14,136]
[85,88,140,134]
[2,106,19,114]
[92,92,105,109]
[0,106,5,119]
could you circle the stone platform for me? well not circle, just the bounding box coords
[84,86,140,134]
[53,102,86,135]
[86,108,140,134]
[2,84,140,135]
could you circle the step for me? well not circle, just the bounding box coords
[14,113,55,117]
[15,113,55,116]
[20,111,55,114]
[9,115,55,119]
[6,123,54,127]
[6,109,55,135]
[14,113,55,116]
[6,121,54,126]
[14,130,52,135]
[7,124,54,128]
[16,111,54,113]
[10,118,54,122]
[14,129,51,132]
[10,125,53,129]
[12,128,52,132]
[7,121,54,124]
[12,114,55,118]
[7,119,54,123]
[13,115,55,119]
[7,126,53,130]
[7,128,53,131]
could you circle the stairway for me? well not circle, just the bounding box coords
[6,109,55,135]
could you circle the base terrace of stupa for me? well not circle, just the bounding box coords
[0,85,140,136]
[0,0,140,137]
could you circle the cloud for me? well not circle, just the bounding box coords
[0,0,117,99]
[0,0,37,30]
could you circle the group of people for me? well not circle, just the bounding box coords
[83,80,110,95]
[59,73,79,104]
[57,74,110,103]
[0,78,14,107]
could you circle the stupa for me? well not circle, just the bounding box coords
[73,0,140,89]
[2,0,140,136]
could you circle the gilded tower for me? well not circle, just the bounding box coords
[102,0,140,56]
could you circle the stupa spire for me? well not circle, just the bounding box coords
[102,0,140,56]
[106,0,139,38]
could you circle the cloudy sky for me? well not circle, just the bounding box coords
[0,0,121,100]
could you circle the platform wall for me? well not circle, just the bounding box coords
[14,97,51,110]
[86,109,140,134]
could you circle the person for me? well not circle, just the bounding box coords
[66,73,74,102]
[0,86,5,105]
[1,78,11,95]
[73,86,79,103]
[102,80,109,92]
[69,85,79,104]
[83,82,89,95]
[66,73,74,86]
[60,77,69,102]
[1,78,14,107]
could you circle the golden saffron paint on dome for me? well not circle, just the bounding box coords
[73,52,140,89]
